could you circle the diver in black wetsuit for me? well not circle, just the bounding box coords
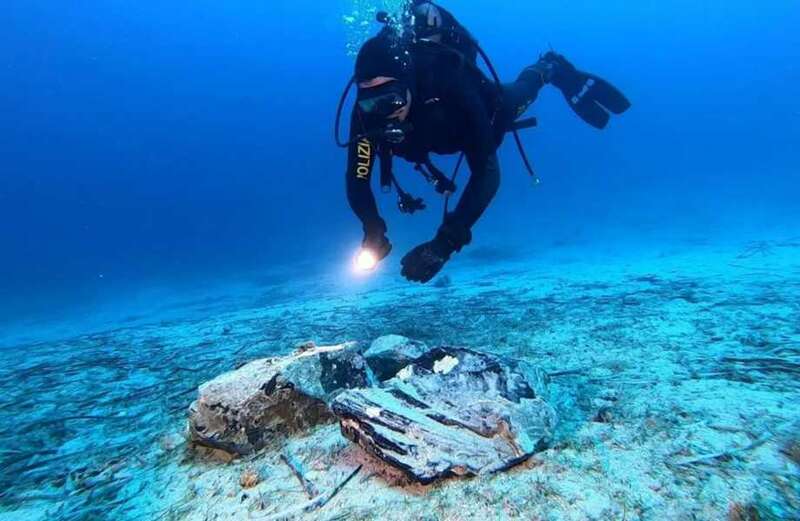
[345,1,631,283]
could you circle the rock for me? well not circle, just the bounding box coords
[593,406,614,424]
[332,347,557,484]
[363,335,431,381]
[189,342,376,455]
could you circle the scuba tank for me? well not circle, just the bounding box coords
[409,1,478,63]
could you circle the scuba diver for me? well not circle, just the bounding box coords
[341,1,631,283]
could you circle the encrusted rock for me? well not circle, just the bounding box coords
[363,335,431,381]
[189,342,376,455]
[332,347,557,484]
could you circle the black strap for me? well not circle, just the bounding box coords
[378,151,426,214]
[334,77,355,148]
[415,160,457,195]
[393,178,426,214]
[443,153,465,219]
[513,130,540,185]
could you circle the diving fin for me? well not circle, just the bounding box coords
[589,75,631,115]
[543,52,631,130]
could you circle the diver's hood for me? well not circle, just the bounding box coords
[355,33,414,84]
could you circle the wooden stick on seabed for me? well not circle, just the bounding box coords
[280,451,320,499]
[259,465,363,521]
[667,441,765,468]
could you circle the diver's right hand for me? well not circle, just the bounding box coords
[362,231,392,262]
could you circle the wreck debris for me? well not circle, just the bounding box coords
[332,347,557,484]
[258,465,362,521]
[188,342,376,455]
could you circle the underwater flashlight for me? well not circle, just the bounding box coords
[355,249,379,272]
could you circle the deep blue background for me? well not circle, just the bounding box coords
[1,1,798,324]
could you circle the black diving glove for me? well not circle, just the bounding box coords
[401,237,453,283]
[537,51,631,130]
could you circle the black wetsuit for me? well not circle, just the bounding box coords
[346,42,547,249]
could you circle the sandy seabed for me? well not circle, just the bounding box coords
[1,236,799,520]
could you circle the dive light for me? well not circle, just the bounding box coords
[355,249,379,272]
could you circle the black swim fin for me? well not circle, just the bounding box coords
[543,51,631,130]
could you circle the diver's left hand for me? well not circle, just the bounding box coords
[401,239,453,283]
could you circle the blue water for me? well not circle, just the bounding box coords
[2,0,797,330]
[1,1,799,519]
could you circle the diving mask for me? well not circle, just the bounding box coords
[356,81,411,144]
[357,81,409,120]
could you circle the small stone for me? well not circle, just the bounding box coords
[594,407,614,424]
[296,340,317,352]
[240,468,260,489]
